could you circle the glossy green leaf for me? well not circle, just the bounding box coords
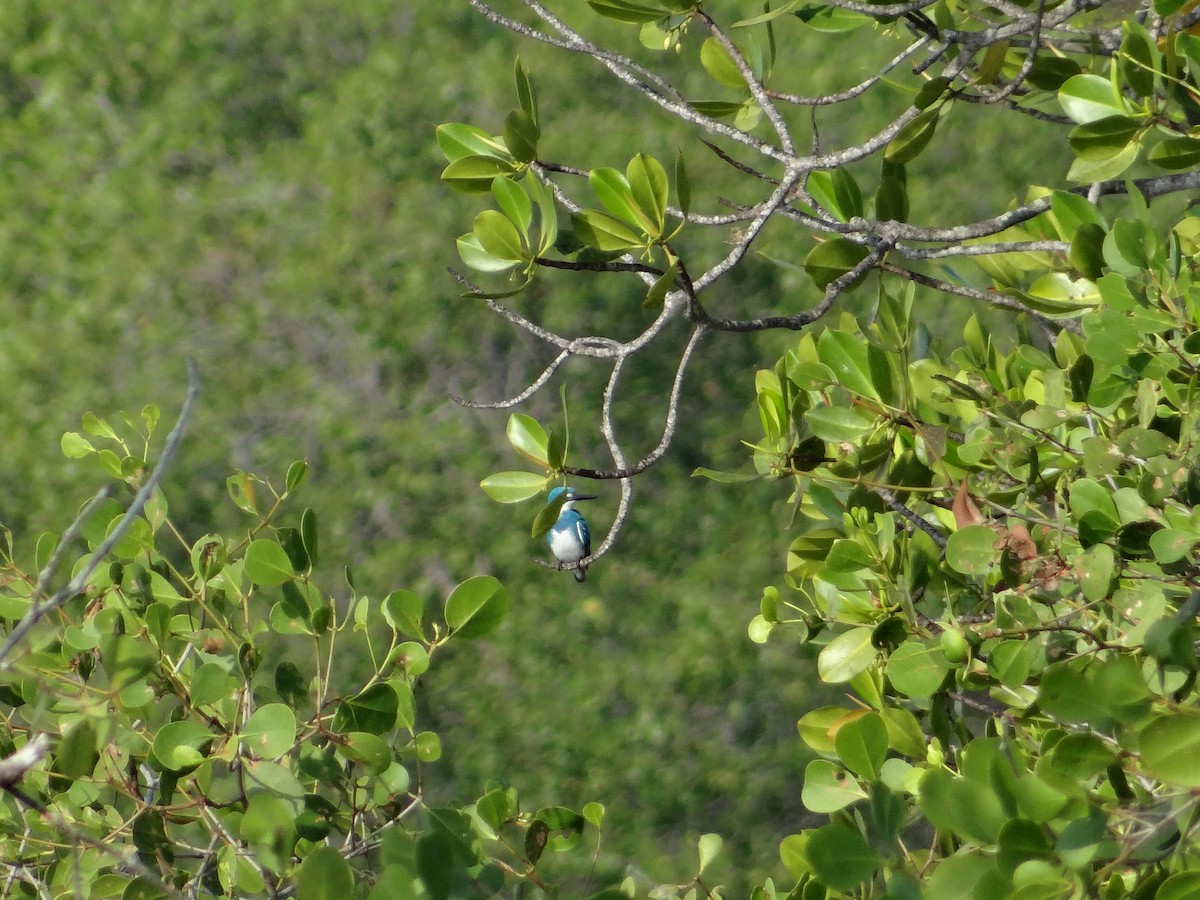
[1148,136,1200,170]
[697,833,722,875]
[1058,74,1129,124]
[436,123,510,163]
[244,539,296,586]
[151,720,211,772]
[627,153,668,235]
[242,703,297,759]
[492,176,533,235]
[480,471,550,503]
[809,169,863,222]
[1140,714,1200,787]
[382,589,424,638]
[805,823,880,890]
[700,37,746,89]
[1051,190,1106,235]
[341,732,392,774]
[945,524,998,575]
[503,108,539,163]
[99,633,158,691]
[1066,141,1139,182]
[507,414,549,466]
[473,209,526,262]
[440,155,519,193]
[1068,116,1141,161]
[886,639,951,699]
[818,329,879,399]
[834,712,887,781]
[801,758,866,812]
[586,0,665,24]
[571,209,645,251]
[456,233,520,273]
[333,683,399,735]
[1119,21,1158,98]
[804,406,876,442]
[884,108,939,164]
[817,626,876,683]
[804,238,870,289]
[445,575,509,639]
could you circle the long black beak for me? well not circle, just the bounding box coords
[571,493,597,502]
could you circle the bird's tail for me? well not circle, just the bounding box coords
[573,566,587,583]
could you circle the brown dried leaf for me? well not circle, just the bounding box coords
[952,479,984,529]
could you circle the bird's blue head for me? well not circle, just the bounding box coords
[547,486,597,507]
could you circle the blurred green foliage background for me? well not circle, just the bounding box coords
[0,1,1056,890]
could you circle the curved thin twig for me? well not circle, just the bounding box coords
[0,359,200,670]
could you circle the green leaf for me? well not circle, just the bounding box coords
[805,823,880,891]
[1140,714,1200,787]
[515,57,537,122]
[1066,141,1140,182]
[570,209,645,251]
[51,721,99,782]
[1120,21,1158,98]
[945,524,998,575]
[244,539,296,586]
[697,833,722,875]
[382,589,424,638]
[586,0,665,24]
[456,233,519,273]
[886,639,951,699]
[914,76,952,110]
[884,108,939,164]
[531,492,567,540]
[834,712,887,781]
[507,413,549,465]
[445,575,509,639]
[801,758,867,812]
[473,209,527,262]
[643,261,678,309]
[817,626,876,683]
[804,238,870,290]
[875,173,909,223]
[1048,733,1115,779]
[440,155,519,193]
[589,167,641,228]
[997,819,1053,873]
[436,123,510,163]
[1068,116,1141,161]
[700,37,746,89]
[503,108,540,163]
[99,632,158,692]
[296,846,354,900]
[61,431,94,459]
[1148,136,1200,170]
[809,169,863,223]
[627,153,668,235]
[151,720,211,773]
[675,150,691,218]
[480,471,550,503]
[242,704,297,759]
[341,732,392,774]
[333,683,399,735]
[492,176,533,235]
[818,329,878,399]
[1058,74,1129,124]
[1051,190,1106,235]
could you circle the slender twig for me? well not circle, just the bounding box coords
[0,360,200,670]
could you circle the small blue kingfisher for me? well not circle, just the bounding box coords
[545,486,597,582]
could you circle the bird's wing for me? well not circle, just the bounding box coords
[572,516,591,555]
